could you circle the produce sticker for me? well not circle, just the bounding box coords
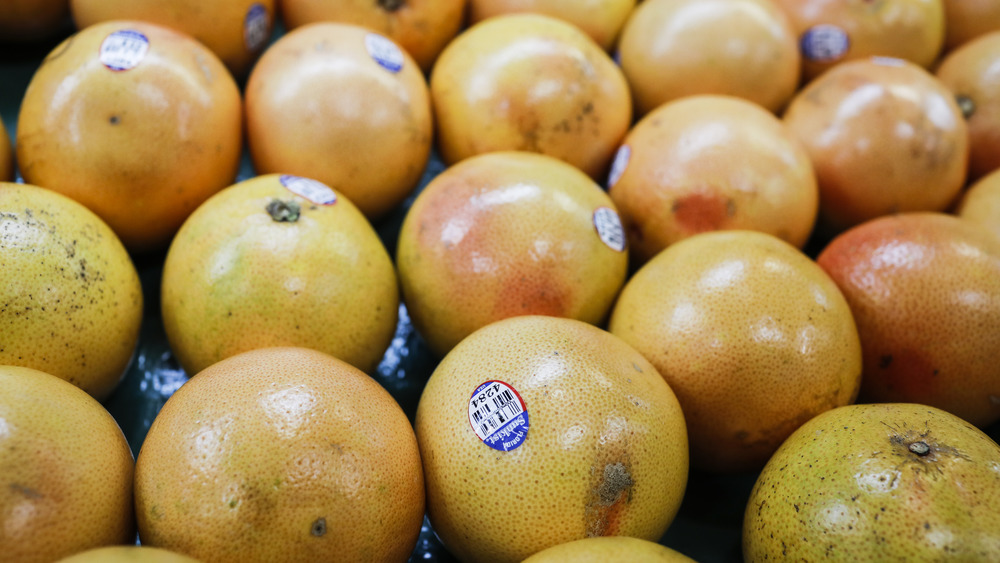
[800,24,849,63]
[244,3,271,52]
[468,381,529,452]
[279,175,338,206]
[365,33,405,73]
[100,30,149,72]
[593,207,626,252]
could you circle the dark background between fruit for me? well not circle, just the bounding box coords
[3,20,999,563]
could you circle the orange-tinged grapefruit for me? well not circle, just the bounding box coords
[466,0,636,51]
[415,316,689,563]
[0,365,135,563]
[134,347,425,563]
[956,169,1000,241]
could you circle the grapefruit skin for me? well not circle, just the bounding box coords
[956,169,1000,241]
[522,536,697,563]
[134,347,425,563]
[0,366,135,563]
[744,403,1000,560]
[0,182,143,400]
[415,316,689,563]
[817,212,1000,428]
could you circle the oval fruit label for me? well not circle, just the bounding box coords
[468,381,529,452]
[279,175,337,205]
[244,3,271,52]
[593,207,626,252]
[365,33,405,73]
[100,30,150,71]
[800,24,849,63]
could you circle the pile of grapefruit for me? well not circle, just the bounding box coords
[2,1,1000,561]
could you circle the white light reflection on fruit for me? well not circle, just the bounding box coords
[260,385,317,439]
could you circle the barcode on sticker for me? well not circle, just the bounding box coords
[279,175,337,205]
[468,381,530,452]
[594,207,626,252]
[100,30,149,71]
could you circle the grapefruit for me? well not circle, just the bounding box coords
[817,212,1000,428]
[936,30,1000,182]
[415,316,689,563]
[522,536,696,563]
[430,13,632,180]
[0,120,11,182]
[608,94,818,264]
[0,182,142,399]
[160,173,398,376]
[245,22,432,219]
[783,57,968,234]
[942,0,1000,51]
[0,365,135,563]
[744,403,1000,560]
[772,0,945,80]
[609,230,862,473]
[56,546,200,563]
[396,151,629,358]
[466,0,636,51]
[134,347,425,563]
[0,0,70,43]
[617,0,801,116]
[16,20,243,252]
[956,169,1000,241]
[70,0,276,77]
[279,0,465,72]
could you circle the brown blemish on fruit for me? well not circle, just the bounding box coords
[9,483,42,499]
[672,191,734,234]
[585,461,634,537]
[870,348,938,398]
[378,0,405,11]
[311,517,327,537]
[266,199,301,223]
[955,94,976,119]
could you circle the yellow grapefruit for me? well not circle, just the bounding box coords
[0,182,142,399]
[56,546,200,563]
[956,169,1000,241]
[523,536,696,563]
[160,173,398,376]
[466,0,636,51]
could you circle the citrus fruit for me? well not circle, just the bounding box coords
[772,0,945,80]
[608,230,862,473]
[70,0,276,77]
[522,536,696,563]
[0,119,12,181]
[56,546,200,563]
[134,347,425,563]
[0,0,71,43]
[161,173,398,376]
[415,315,689,563]
[936,30,1000,182]
[430,13,632,180]
[744,403,1000,560]
[466,0,636,51]
[817,212,1000,428]
[16,20,242,252]
[783,57,968,235]
[396,151,629,358]
[279,0,465,72]
[0,182,142,399]
[956,169,1000,241]
[942,0,1000,51]
[617,0,801,116]
[0,365,135,563]
[245,22,432,220]
[607,94,818,264]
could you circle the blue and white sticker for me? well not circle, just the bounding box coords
[100,30,149,71]
[607,144,630,189]
[469,381,529,452]
[244,3,271,52]
[594,207,626,252]
[365,33,405,73]
[800,24,849,63]
[279,175,337,206]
